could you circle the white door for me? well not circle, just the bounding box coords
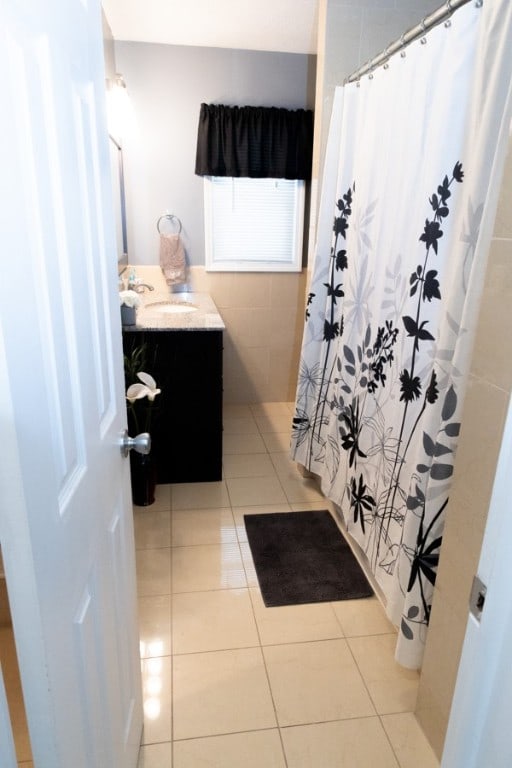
[442,394,512,767]
[0,0,142,766]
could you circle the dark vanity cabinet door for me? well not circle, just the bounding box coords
[123,330,223,483]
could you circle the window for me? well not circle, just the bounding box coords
[204,176,305,272]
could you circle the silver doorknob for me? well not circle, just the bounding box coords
[120,430,151,457]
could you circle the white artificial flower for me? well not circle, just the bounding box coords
[125,373,161,404]
[126,383,150,403]
[120,290,142,308]
[136,372,161,401]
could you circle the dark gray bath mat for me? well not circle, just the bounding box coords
[244,510,373,607]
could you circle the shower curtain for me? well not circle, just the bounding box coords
[291,0,512,668]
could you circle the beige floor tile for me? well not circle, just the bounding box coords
[137,741,172,767]
[381,713,439,768]
[250,588,343,645]
[281,718,399,768]
[136,548,171,597]
[348,634,420,714]
[223,432,268,455]
[171,481,230,510]
[250,402,292,418]
[261,432,292,453]
[172,544,246,593]
[239,541,259,587]
[332,597,396,637]
[263,639,375,726]
[173,647,276,740]
[134,508,172,550]
[140,655,172,745]
[223,404,254,419]
[233,503,292,542]
[269,451,306,479]
[140,483,172,512]
[227,476,287,506]
[138,595,172,658]
[289,500,334,512]
[223,416,260,434]
[223,452,276,479]
[173,729,286,767]
[250,403,293,430]
[171,507,236,546]
[255,413,293,435]
[279,477,325,504]
[172,589,259,654]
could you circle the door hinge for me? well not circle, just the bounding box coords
[469,575,487,623]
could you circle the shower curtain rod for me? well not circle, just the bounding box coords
[346,0,477,83]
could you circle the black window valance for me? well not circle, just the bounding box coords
[195,103,314,181]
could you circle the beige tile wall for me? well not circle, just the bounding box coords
[192,268,307,404]
[129,265,307,405]
[415,142,512,759]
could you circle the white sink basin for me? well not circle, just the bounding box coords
[145,301,199,314]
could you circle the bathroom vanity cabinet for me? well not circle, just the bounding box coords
[123,328,223,484]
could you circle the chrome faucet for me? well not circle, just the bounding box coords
[130,282,154,294]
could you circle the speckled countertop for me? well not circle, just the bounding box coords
[123,292,225,332]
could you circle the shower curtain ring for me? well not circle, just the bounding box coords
[420,18,427,43]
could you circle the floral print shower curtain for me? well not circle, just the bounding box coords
[291,0,512,668]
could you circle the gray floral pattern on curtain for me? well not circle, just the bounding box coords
[294,166,463,652]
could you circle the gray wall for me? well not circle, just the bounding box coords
[115,41,315,266]
[320,0,441,157]
[311,0,442,235]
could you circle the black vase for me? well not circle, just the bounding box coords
[130,451,156,506]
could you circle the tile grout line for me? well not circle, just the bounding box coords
[378,711,403,768]
[344,633,381,718]
[246,577,290,768]
[137,403,427,764]
[252,414,291,768]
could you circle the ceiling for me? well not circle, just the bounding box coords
[101,0,319,55]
